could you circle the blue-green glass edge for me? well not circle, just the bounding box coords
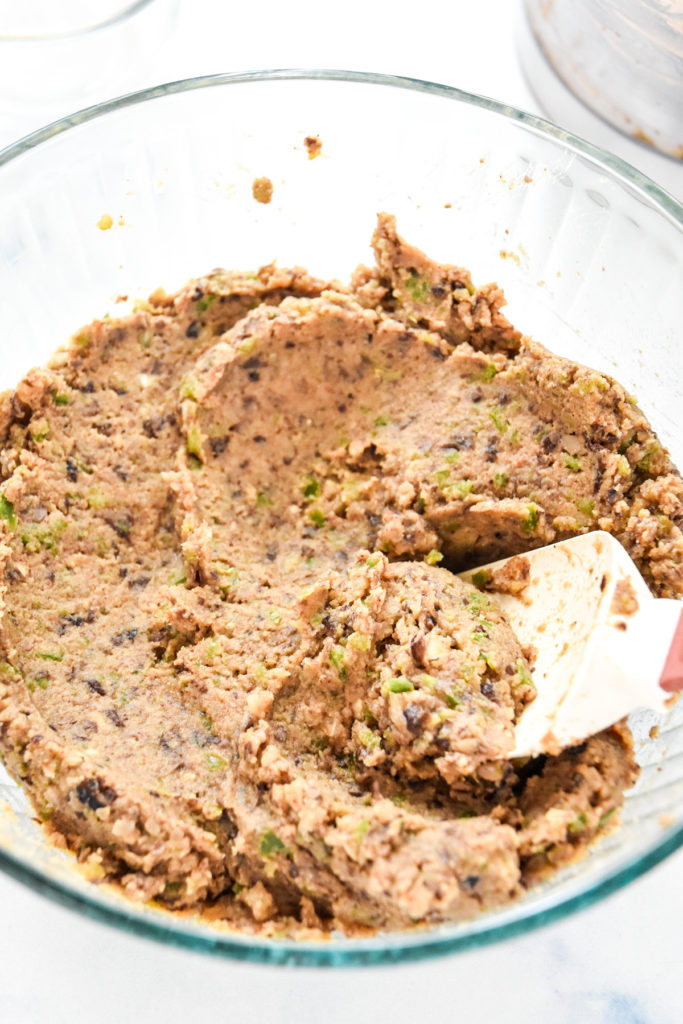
[1,819,682,965]
[0,68,681,965]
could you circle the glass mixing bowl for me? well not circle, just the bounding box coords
[0,70,681,967]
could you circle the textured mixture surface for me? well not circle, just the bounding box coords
[0,215,680,937]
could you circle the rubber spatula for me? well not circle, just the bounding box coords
[459,531,683,757]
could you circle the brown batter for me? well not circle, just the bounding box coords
[0,215,680,937]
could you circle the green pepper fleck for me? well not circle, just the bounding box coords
[514,659,533,688]
[204,752,227,772]
[404,273,430,303]
[180,376,199,400]
[384,677,414,694]
[424,549,443,566]
[302,475,321,499]
[474,363,498,382]
[260,829,286,857]
[444,479,474,499]
[568,811,588,835]
[37,650,63,662]
[471,569,490,589]
[493,472,508,490]
[357,727,380,750]
[0,495,17,530]
[598,807,617,830]
[196,293,218,314]
[330,645,346,677]
[522,504,539,533]
[575,497,595,517]
[256,490,272,508]
[186,425,203,461]
[309,507,326,528]
[53,393,69,406]
[86,487,107,510]
[563,453,582,473]
[489,407,508,434]
[348,632,371,652]
[374,414,390,428]
[354,819,370,840]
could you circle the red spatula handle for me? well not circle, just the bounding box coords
[660,608,683,693]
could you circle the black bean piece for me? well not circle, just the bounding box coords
[86,679,105,696]
[209,436,229,456]
[607,487,618,504]
[542,435,557,453]
[434,727,451,751]
[480,679,496,699]
[142,415,166,438]
[66,457,78,482]
[485,438,498,463]
[109,514,134,540]
[111,628,138,646]
[186,321,199,338]
[106,709,125,728]
[450,434,474,451]
[75,778,116,811]
[410,633,427,665]
[403,704,426,735]
[57,613,85,635]
[128,575,151,590]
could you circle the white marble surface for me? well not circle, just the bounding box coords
[0,2,681,1021]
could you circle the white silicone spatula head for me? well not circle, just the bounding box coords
[459,531,683,758]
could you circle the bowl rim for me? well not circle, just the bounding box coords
[0,68,681,966]
[0,0,158,43]
[1,67,682,228]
